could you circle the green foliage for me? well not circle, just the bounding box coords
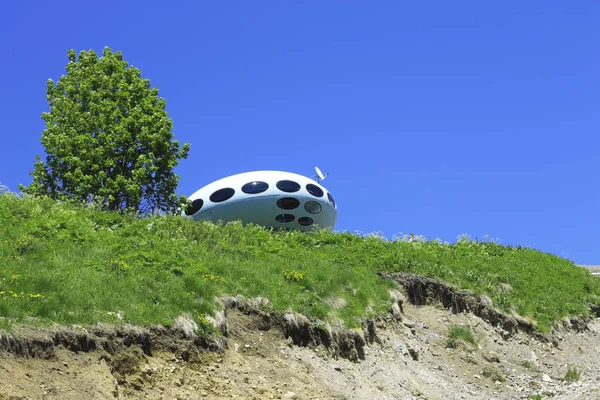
[196,313,219,338]
[446,325,476,348]
[529,394,543,400]
[522,360,534,369]
[283,270,304,282]
[21,47,190,214]
[0,194,599,334]
[564,365,581,382]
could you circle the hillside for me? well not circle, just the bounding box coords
[1,192,600,399]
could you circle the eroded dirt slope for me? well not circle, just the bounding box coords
[1,289,600,399]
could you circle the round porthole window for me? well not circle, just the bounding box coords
[210,188,235,203]
[298,217,313,226]
[275,214,295,223]
[184,198,204,215]
[242,181,269,194]
[304,201,322,214]
[276,180,301,193]
[327,192,336,208]
[277,197,300,210]
[306,184,324,198]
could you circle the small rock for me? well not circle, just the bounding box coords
[473,375,481,380]
[333,365,342,372]
[483,352,500,363]
[408,344,420,361]
[283,392,297,399]
[542,374,552,382]
[403,320,417,328]
[395,341,409,357]
[391,302,403,321]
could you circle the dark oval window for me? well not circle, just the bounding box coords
[242,181,269,194]
[327,192,336,208]
[210,188,235,203]
[275,214,295,223]
[276,197,300,210]
[298,217,313,226]
[304,201,322,214]
[184,198,204,216]
[306,184,324,198]
[276,180,300,193]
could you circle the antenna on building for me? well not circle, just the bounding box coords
[314,166,328,183]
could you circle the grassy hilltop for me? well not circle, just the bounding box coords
[1,191,599,333]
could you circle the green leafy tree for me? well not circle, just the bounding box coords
[22,47,190,213]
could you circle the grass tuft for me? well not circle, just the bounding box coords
[564,365,581,382]
[522,360,534,369]
[446,325,476,348]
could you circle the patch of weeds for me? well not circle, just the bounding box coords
[0,317,13,333]
[283,269,304,282]
[446,325,475,348]
[313,320,330,333]
[529,394,543,400]
[522,360,534,369]
[482,365,506,382]
[202,273,226,285]
[564,365,581,382]
[196,314,219,339]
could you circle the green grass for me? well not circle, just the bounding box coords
[1,192,599,333]
[522,360,534,369]
[564,365,581,382]
[446,325,476,348]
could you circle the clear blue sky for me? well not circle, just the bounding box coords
[1,2,598,264]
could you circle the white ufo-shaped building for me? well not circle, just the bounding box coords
[184,170,337,231]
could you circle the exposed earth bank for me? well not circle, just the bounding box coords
[1,275,600,400]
